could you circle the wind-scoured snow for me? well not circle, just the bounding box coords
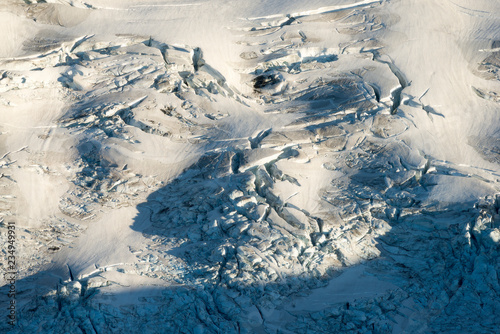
[1,0,499,333]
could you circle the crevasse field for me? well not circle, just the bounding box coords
[0,0,499,333]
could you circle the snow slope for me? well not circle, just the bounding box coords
[0,0,499,333]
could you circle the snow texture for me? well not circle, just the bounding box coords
[1,0,500,333]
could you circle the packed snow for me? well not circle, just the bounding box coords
[1,0,499,333]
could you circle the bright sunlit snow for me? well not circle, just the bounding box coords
[1,0,499,333]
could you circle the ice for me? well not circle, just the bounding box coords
[1,0,500,333]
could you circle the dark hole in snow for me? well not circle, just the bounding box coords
[253,73,280,89]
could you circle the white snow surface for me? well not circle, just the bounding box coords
[0,0,499,333]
